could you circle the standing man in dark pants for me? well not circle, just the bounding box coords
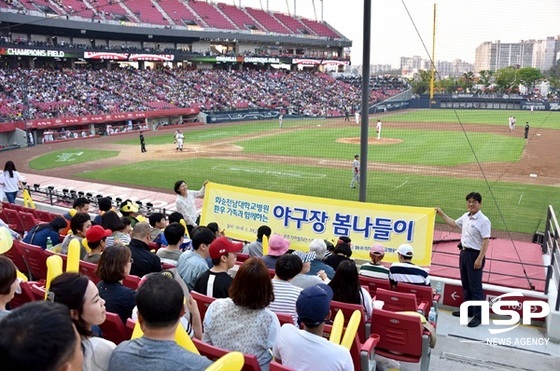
[139,131,147,153]
[436,192,491,328]
[524,122,530,139]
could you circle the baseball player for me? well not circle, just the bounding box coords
[174,129,184,151]
[376,119,382,140]
[350,154,360,189]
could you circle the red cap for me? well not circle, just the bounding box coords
[86,225,112,243]
[209,237,243,259]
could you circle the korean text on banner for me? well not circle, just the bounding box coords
[200,182,436,266]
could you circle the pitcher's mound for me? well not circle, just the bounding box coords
[336,137,403,145]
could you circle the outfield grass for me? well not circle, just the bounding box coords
[382,110,560,129]
[240,128,525,166]
[29,149,119,170]
[76,158,560,234]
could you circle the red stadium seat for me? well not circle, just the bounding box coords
[322,323,379,371]
[99,312,131,345]
[329,299,369,343]
[17,240,48,281]
[44,249,68,272]
[3,241,29,274]
[235,253,250,263]
[358,275,392,296]
[395,281,441,316]
[33,209,55,223]
[371,309,432,371]
[79,260,101,284]
[2,208,24,234]
[374,288,427,316]
[190,290,216,321]
[8,280,37,309]
[122,274,141,290]
[275,312,296,327]
[30,282,46,301]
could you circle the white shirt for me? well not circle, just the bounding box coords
[352,159,359,173]
[0,171,22,192]
[175,186,205,226]
[273,324,353,371]
[455,210,491,250]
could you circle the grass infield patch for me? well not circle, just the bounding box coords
[29,149,119,170]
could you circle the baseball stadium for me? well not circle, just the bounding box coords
[0,0,559,370]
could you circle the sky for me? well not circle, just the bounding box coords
[222,0,560,67]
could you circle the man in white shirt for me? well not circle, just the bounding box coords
[273,284,353,371]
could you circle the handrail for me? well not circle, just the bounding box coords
[542,205,560,310]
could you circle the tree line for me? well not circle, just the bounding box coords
[408,65,559,96]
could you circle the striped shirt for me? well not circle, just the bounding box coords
[359,262,391,279]
[389,262,430,286]
[269,280,302,325]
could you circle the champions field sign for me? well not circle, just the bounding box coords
[200,183,436,265]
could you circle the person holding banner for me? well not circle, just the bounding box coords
[436,192,491,328]
[174,179,209,236]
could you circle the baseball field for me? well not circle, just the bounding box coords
[20,109,560,236]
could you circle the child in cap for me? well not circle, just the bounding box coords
[273,284,353,371]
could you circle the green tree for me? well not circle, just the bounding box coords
[437,77,459,94]
[459,71,475,91]
[516,67,543,93]
[478,70,494,88]
[410,69,431,95]
[544,64,560,89]
[495,66,517,93]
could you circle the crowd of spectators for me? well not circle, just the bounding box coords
[0,66,409,123]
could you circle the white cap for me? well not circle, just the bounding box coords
[397,244,414,257]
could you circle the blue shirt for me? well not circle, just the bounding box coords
[22,224,61,250]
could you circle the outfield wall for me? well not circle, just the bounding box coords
[409,94,559,111]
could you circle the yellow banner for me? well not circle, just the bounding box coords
[200,183,436,266]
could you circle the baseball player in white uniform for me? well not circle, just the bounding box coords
[350,154,360,189]
[376,119,382,140]
[175,129,185,151]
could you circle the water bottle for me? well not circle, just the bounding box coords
[436,282,442,295]
[428,307,437,323]
[46,236,53,250]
